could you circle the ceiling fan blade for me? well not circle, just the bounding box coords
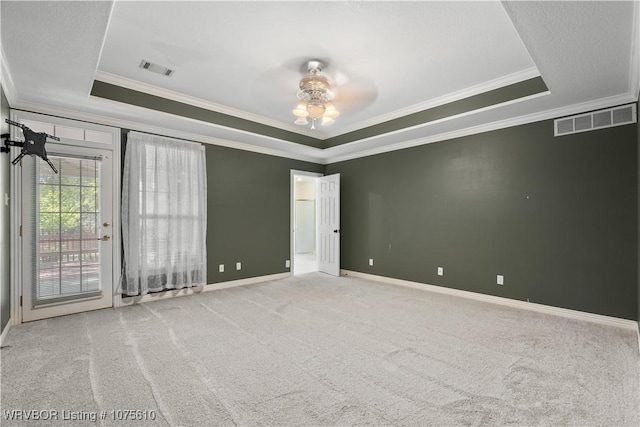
[251,67,297,100]
[334,87,378,113]
[331,70,350,86]
[332,74,378,112]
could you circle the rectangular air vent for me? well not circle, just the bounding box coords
[139,60,175,77]
[554,104,636,136]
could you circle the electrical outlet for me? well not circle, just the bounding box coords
[219,264,224,273]
[497,275,504,285]
[285,259,291,268]
[236,262,242,270]
[437,267,444,276]
[369,258,374,266]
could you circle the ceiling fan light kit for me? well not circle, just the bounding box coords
[293,60,340,129]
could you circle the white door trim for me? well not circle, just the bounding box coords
[21,147,113,321]
[290,170,322,275]
[9,110,121,324]
[10,142,21,325]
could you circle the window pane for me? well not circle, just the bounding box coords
[39,184,60,213]
[81,186,97,212]
[38,266,60,299]
[60,186,80,213]
[81,159,98,187]
[60,213,81,235]
[40,159,60,185]
[60,267,81,295]
[59,158,81,185]
[81,213,98,236]
[35,156,102,303]
[39,213,59,236]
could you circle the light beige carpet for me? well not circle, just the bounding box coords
[1,273,638,426]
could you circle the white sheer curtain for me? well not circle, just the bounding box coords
[122,132,207,296]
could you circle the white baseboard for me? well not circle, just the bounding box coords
[120,273,291,306]
[1,320,11,346]
[341,270,639,332]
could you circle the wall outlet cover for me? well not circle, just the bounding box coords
[219,264,224,273]
[437,267,444,276]
[497,275,504,285]
[369,259,374,266]
[285,260,291,268]
[236,262,242,270]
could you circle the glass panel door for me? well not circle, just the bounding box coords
[22,145,113,321]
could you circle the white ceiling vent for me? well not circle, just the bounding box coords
[554,104,636,136]
[139,60,175,77]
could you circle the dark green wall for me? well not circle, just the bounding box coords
[326,119,638,320]
[205,145,323,282]
[1,87,11,332]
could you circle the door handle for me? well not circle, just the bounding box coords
[97,235,111,241]
[333,229,340,233]
[103,222,111,227]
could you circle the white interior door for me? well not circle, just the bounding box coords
[317,173,340,276]
[21,144,113,322]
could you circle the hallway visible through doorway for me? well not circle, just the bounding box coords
[294,253,318,275]
[291,171,321,275]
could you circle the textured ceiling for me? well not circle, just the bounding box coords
[96,0,537,139]
[1,1,638,164]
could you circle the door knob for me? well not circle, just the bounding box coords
[103,222,111,227]
[97,235,111,241]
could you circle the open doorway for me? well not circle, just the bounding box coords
[290,170,341,276]
[290,171,322,275]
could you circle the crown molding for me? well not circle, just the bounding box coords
[324,92,638,164]
[94,95,325,161]
[93,68,543,143]
[93,70,319,139]
[12,99,324,164]
[8,89,637,167]
[0,44,17,106]
[331,66,541,137]
[322,88,551,162]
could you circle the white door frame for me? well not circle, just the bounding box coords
[290,170,322,275]
[22,146,113,321]
[10,111,121,325]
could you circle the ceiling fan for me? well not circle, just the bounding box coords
[251,58,378,131]
[292,60,339,129]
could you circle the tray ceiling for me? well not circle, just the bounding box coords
[1,1,637,163]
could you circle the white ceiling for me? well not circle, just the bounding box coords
[1,1,638,164]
